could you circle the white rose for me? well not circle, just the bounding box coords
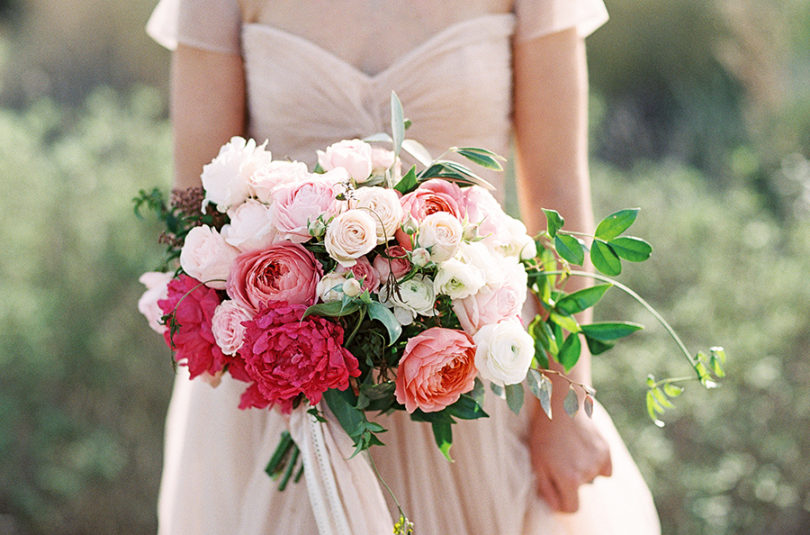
[201,137,272,212]
[352,186,404,244]
[473,318,535,386]
[179,225,240,289]
[418,212,463,262]
[433,258,486,300]
[317,272,349,302]
[221,199,276,252]
[137,271,174,334]
[324,209,378,266]
[317,139,373,182]
[378,274,435,324]
[211,300,252,356]
[249,160,310,203]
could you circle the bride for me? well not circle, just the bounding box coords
[146,1,661,533]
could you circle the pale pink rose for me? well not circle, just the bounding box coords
[370,147,397,176]
[394,327,477,413]
[324,209,378,267]
[211,300,253,355]
[269,178,343,243]
[453,284,526,335]
[352,186,403,243]
[137,271,174,333]
[399,179,464,222]
[337,256,380,293]
[222,199,276,253]
[226,243,323,312]
[201,137,272,212]
[180,225,240,289]
[249,160,310,203]
[317,139,373,182]
[372,246,411,282]
[473,318,534,386]
[417,211,463,262]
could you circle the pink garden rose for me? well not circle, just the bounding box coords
[222,199,276,253]
[399,179,465,222]
[237,303,360,413]
[158,274,227,379]
[394,327,477,413]
[137,271,174,334]
[372,245,411,282]
[211,300,253,355]
[317,139,373,181]
[453,285,525,335]
[226,243,323,312]
[269,178,343,243]
[337,256,380,293]
[180,225,240,289]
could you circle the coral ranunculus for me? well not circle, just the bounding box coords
[237,303,360,413]
[158,274,227,379]
[394,327,477,413]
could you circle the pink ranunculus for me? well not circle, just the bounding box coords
[394,327,477,413]
[399,179,464,223]
[269,178,344,243]
[157,274,227,379]
[337,255,380,293]
[222,199,276,253]
[211,300,253,355]
[226,243,323,312]
[317,139,373,182]
[137,271,174,333]
[237,303,361,413]
[372,245,411,282]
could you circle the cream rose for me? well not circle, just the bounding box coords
[221,199,276,253]
[180,225,240,289]
[473,318,535,386]
[418,211,463,262]
[324,209,378,267]
[200,137,271,212]
[352,186,404,244]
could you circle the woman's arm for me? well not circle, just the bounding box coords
[170,44,246,188]
[513,27,612,513]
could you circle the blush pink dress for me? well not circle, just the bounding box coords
[147,1,661,533]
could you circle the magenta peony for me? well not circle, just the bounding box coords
[237,303,360,413]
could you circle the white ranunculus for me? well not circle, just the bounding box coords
[433,258,485,300]
[317,139,373,182]
[221,199,276,252]
[455,241,502,286]
[316,272,349,302]
[180,225,240,289]
[249,159,310,203]
[324,209,378,266]
[418,211,463,262]
[352,186,404,244]
[201,137,272,212]
[378,274,435,324]
[473,318,535,386]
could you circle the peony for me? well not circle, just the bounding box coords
[269,178,344,243]
[337,256,380,293]
[221,199,276,253]
[372,245,411,282]
[211,300,253,355]
[227,243,323,312]
[137,271,174,334]
[180,225,240,289]
[433,258,486,300]
[158,274,227,379]
[201,136,272,212]
[324,209,378,266]
[249,159,310,203]
[417,211,463,262]
[473,318,535,386]
[394,327,477,413]
[352,186,403,244]
[317,139,373,182]
[237,303,360,413]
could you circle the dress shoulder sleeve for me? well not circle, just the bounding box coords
[513,0,609,42]
[146,0,242,55]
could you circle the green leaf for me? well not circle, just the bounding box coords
[394,166,418,194]
[608,236,652,262]
[651,387,675,409]
[711,347,727,364]
[558,332,582,372]
[453,147,505,171]
[302,300,361,319]
[590,239,622,276]
[490,382,505,399]
[543,209,564,238]
[526,369,552,419]
[663,383,685,398]
[549,312,580,334]
[391,91,405,157]
[431,421,454,462]
[580,322,644,341]
[504,383,525,415]
[594,208,639,240]
[367,301,402,345]
[469,377,485,406]
[409,409,455,424]
[563,387,579,417]
[554,234,585,265]
[555,284,612,315]
[322,388,364,439]
[401,139,432,166]
[584,336,614,355]
[645,390,666,427]
[448,394,488,420]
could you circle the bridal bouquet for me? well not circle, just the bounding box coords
[135,94,724,531]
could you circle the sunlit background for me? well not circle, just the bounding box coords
[1,1,808,533]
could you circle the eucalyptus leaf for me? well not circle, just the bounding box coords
[563,387,579,417]
[504,383,525,415]
[367,301,402,345]
[580,322,644,341]
[555,284,612,315]
[391,91,405,157]
[543,209,564,238]
[594,208,639,240]
[401,138,432,166]
[608,236,652,262]
[431,421,454,462]
[363,132,393,144]
[555,234,585,265]
[453,147,504,171]
[558,332,582,372]
[590,239,622,276]
[584,395,594,418]
[526,369,552,419]
[302,300,361,319]
[490,382,505,399]
[470,377,485,406]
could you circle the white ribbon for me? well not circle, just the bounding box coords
[288,406,393,535]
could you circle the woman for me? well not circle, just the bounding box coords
[147,1,661,533]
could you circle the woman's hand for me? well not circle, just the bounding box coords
[528,382,612,513]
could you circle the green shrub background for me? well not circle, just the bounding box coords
[1,1,808,534]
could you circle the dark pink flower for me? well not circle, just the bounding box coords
[237,303,360,413]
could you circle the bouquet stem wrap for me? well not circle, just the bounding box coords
[289,407,392,535]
